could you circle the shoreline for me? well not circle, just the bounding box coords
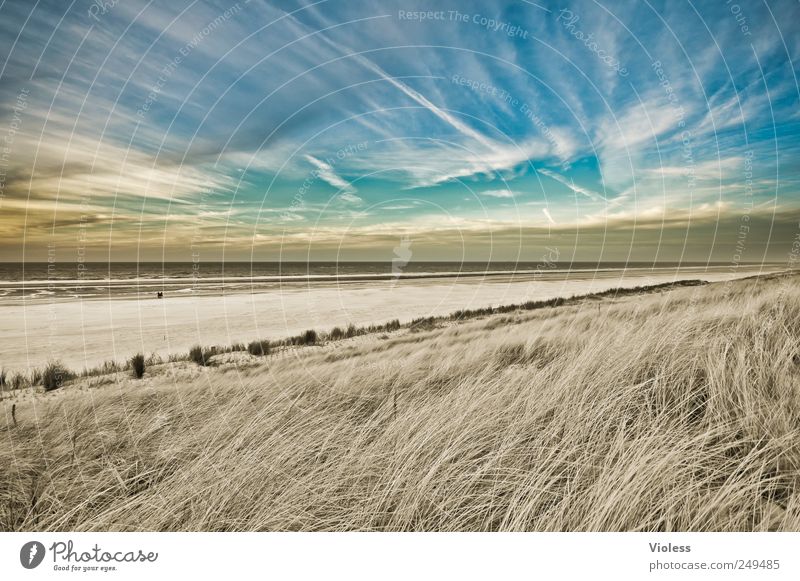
[1,270,794,392]
[0,263,787,304]
[0,265,790,376]
[6,279,705,394]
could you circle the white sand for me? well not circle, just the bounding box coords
[0,266,781,373]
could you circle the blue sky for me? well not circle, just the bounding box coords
[1,0,799,262]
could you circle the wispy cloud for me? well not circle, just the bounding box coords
[481,189,516,198]
[304,154,358,197]
[338,192,364,204]
[538,168,607,203]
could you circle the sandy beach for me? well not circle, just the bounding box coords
[0,265,783,373]
[4,272,799,532]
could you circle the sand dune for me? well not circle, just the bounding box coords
[2,272,799,531]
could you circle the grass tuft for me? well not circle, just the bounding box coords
[189,345,217,366]
[130,354,145,379]
[247,340,270,356]
[41,361,74,391]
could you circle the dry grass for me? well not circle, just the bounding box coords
[2,273,800,531]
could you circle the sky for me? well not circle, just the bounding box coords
[0,0,799,263]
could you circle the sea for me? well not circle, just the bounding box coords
[0,261,781,301]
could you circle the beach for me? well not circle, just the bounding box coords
[3,272,799,531]
[0,264,784,373]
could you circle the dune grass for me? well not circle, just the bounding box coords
[247,340,271,357]
[41,362,75,392]
[1,273,799,531]
[130,354,145,379]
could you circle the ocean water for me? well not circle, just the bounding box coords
[0,261,777,301]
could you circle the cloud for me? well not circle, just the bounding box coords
[337,192,363,204]
[298,7,500,154]
[644,157,745,181]
[304,154,357,194]
[381,204,413,210]
[481,189,516,198]
[538,168,607,202]
[355,137,550,188]
[3,128,236,204]
[358,58,498,152]
[292,15,561,187]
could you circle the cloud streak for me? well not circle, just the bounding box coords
[304,154,357,196]
[538,168,607,203]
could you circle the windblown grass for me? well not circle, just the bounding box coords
[41,362,74,392]
[188,345,215,367]
[247,340,270,357]
[1,274,799,531]
[130,354,145,379]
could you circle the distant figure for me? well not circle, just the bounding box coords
[156,291,163,298]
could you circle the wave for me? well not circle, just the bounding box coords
[0,265,725,287]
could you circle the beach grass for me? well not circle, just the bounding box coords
[1,273,799,531]
[247,340,270,357]
[41,362,74,392]
[130,354,145,379]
